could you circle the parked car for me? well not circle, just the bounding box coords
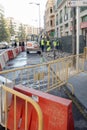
[0,42,9,49]
[26,41,41,54]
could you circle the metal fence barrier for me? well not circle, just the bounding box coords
[0,85,43,130]
[0,53,85,92]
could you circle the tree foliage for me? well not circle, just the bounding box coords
[0,14,10,42]
[18,24,26,42]
[9,20,15,36]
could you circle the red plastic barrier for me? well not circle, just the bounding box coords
[7,96,24,130]
[21,46,25,52]
[19,103,33,130]
[13,85,74,130]
[7,96,35,130]
[7,50,14,60]
[15,48,19,55]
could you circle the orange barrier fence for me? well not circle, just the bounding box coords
[1,85,43,130]
[7,50,14,60]
[12,85,74,130]
[15,48,19,56]
[21,46,25,52]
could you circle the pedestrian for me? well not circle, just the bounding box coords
[19,42,21,46]
[14,42,17,47]
[41,38,45,52]
[22,41,25,46]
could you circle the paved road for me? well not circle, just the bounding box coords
[5,52,42,70]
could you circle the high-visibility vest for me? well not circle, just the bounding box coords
[53,41,57,47]
[47,46,51,51]
[41,40,44,45]
[46,41,50,46]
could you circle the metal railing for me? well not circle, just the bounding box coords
[0,85,43,130]
[0,53,85,92]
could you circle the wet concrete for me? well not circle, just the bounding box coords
[5,52,42,69]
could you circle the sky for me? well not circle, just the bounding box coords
[0,0,47,27]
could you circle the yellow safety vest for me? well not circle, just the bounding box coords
[41,40,44,45]
[47,46,51,51]
[53,41,56,47]
[47,41,50,46]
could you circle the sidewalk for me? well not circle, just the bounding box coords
[67,72,87,110]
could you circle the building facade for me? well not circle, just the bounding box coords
[44,0,55,39]
[55,0,87,38]
[54,0,87,53]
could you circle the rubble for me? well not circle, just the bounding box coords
[42,50,71,61]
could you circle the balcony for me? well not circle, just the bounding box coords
[49,12,55,18]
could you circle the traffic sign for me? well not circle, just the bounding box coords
[67,0,87,7]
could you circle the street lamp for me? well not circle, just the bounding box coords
[29,2,41,35]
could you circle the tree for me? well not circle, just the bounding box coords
[18,24,26,42]
[0,14,10,42]
[9,20,15,36]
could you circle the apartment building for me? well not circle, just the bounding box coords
[54,0,87,53]
[55,0,87,38]
[44,0,55,39]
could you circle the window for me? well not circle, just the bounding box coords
[50,7,52,13]
[65,23,68,28]
[50,20,52,26]
[56,14,58,25]
[60,10,62,23]
[80,7,87,12]
[64,6,68,14]
[82,15,87,22]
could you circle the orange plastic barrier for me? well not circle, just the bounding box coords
[19,103,33,130]
[21,46,25,52]
[7,96,24,130]
[7,95,35,130]
[15,48,19,55]
[7,50,14,60]
[12,85,74,130]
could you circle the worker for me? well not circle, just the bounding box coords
[47,46,51,52]
[46,40,50,51]
[53,40,57,49]
[41,38,45,52]
[56,40,59,50]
